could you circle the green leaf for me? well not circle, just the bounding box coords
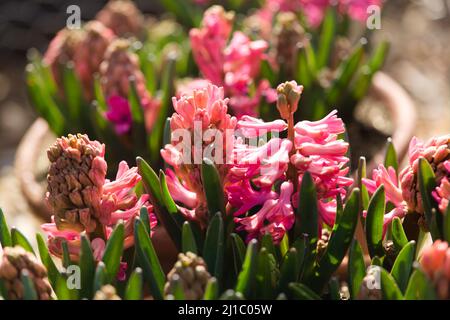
[21,271,38,300]
[93,262,108,294]
[392,217,408,251]
[36,233,59,288]
[358,157,370,211]
[235,239,258,298]
[255,248,275,299]
[390,241,415,293]
[380,267,403,300]
[348,239,366,298]
[137,157,182,250]
[79,236,96,299]
[326,43,364,106]
[310,189,361,293]
[317,8,336,69]
[125,268,143,300]
[160,170,184,220]
[102,223,124,283]
[203,212,224,282]
[365,185,386,258]
[62,64,84,124]
[0,208,12,248]
[140,207,152,235]
[230,233,246,276]
[384,138,398,173]
[203,277,219,300]
[418,158,442,240]
[261,233,278,262]
[201,158,226,217]
[61,239,72,268]
[134,218,165,299]
[404,267,437,300]
[182,221,198,254]
[11,228,34,254]
[288,283,321,300]
[278,248,300,293]
[294,171,318,278]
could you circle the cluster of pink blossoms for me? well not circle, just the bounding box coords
[420,240,450,299]
[189,6,276,117]
[228,83,352,241]
[363,135,450,233]
[162,81,352,242]
[264,0,382,27]
[42,135,156,261]
[161,84,237,227]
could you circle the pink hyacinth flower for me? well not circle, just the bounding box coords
[236,116,287,138]
[105,95,132,134]
[363,164,408,234]
[235,181,294,243]
[421,240,450,280]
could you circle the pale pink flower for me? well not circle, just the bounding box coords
[236,115,287,138]
[161,84,236,226]
[190,6,273,117]
[235,181,294,242]
[421,240,450,281]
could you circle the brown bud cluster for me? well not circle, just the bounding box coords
[94,284,121,300]
[96,0,144,38]
[0,246,52,300]
[164,252,211,300]
[46,134,107,232]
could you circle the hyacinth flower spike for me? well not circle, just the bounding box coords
[44,134,156,260]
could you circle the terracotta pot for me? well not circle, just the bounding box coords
[15,72,416,277]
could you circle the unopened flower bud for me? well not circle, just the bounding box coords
[96,0,144,38]
[276,81,303,120]
[0,247,52,300]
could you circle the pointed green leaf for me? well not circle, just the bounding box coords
[255,248,275,299]
[380,267,403,300]
[418,157,442,240]
[404,267,437,300]
[102,223,124,283]
[317,8,336,69]
[79,235,96,299]
[289,283,321,300]
[348,239,366,298]
[140,207,152,235]
[366,185,386,258]
[390,241,415,293]
[203,277,219,300]
[328,277,341,300]
[392,217,408,250]
[384,138,398,173]
[0,208,12,248]
[93,262,108,293]
[61,239,72,268]
[443,202,450,242]
[235,239,258,298]
[203,212,224,282]
[11,228,34,254]
[201,158,226,217]
[182,221,198,254]
[134,218,165,299]
[125,268,143,300]
[358,157,370,211]
[278,248,300,293]
[230,233,246,276]
[36,233,59,288]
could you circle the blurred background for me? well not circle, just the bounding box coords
[0,0,449,238]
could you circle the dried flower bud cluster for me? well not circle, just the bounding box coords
[94,284,122,300]
[0,247,52,300]
[164,252,211,300]
[73,21,115,98]
[273,12,305,76]
[46,134,107,232]
[95,0,144,38]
